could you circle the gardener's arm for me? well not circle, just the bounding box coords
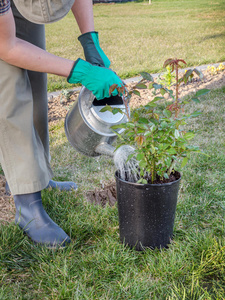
[0,9,74,76]
[0,3,124,99]
[71,0,95,34]
[71,0,111,68]
[0,0,96,72]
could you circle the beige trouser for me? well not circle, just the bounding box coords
[0,1,53,195]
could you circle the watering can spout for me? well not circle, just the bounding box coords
[95,143,115,157]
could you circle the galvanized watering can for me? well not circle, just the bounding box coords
[64,87,128,157]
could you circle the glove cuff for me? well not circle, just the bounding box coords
[67,59,94,84]
[67,58,82,83]
[78,31,110,68]
[78,31,98,43]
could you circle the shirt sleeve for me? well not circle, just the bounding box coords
[0,0,10,16]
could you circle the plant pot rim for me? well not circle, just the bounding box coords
[115,170,181,187]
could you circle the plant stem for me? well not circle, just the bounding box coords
[151,158,156,183]
[175,63,179,118]
[175,65,179,105]
[122,93,130,121]
[168,158,175,176]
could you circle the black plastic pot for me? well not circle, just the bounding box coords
[115,171,181,251]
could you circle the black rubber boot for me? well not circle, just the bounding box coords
[14,191,71,248]
[46,180,78,191]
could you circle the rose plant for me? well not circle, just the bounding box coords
[101,58,210,184]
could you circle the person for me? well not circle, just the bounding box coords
[0,0,124,248]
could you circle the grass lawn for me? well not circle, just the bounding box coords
[1,83,225,298]
[45,0,225,91]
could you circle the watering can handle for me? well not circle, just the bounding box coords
[81,86,95,109]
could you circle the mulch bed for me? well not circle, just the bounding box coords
[47,68,225,126]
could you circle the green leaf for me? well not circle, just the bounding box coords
[133,110,140,119]
[193,68,204,79]
[164,173,169,179]
[149,118,158,125]
[190,111,202,117]
[112,108,121,115]
[100,105,124,116]
[148,82,154,89]
[183,69,193,80]
[168,89,173,95]
[163,109,172,118]
[151,144,155,154]
[138,178,148,184]
[183,132,195,140]
[126,122,135,128]
[153,83,162,90]
[167,148,177,154]
[144,131,152,137]
[153,113,159,120]
[137,123,148,130]
[181,76,187,84]
[150,124,156,132]
[181,156,188,168]
[140,72,154,81]
[192,98,200,103]
[136,153,145,161]
[100,105,112,112]
[194,89,210,97]
[133,90,141,96]
[139,117,149,124]
[135,83,147,89]
[175,129,180,139]
[145,102,157,108]
[139,160,147,168]
[153,96,164,102]
[111,124,126,129]
[161,121,168,128]
[160,88,167,96]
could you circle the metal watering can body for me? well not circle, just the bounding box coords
[64,87,128,157]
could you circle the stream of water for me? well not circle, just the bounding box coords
[113,145,139,182]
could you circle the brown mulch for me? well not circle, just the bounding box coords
[0,68,224,223]
[48,90,80,126]
[47,68,225,126]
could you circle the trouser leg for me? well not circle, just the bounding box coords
[0,2,53,195]
[12,0,50,157]
[28,70,50,158]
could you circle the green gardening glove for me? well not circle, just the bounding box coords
[67,59,123,100]
[78,31,110,68]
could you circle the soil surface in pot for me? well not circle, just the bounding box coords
[123,170,181,184]
[152,171,181,184]
[0,68,224,223]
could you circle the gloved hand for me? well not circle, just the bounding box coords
[67,59,123,100]
[78,31,110,68]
